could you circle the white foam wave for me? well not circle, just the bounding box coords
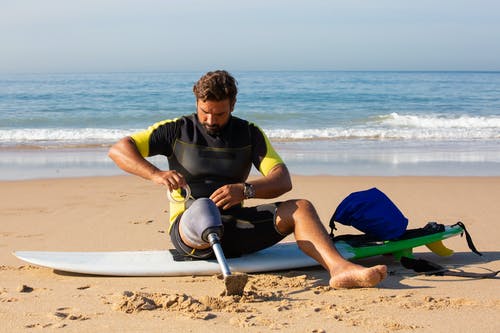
[379,112,500,129]
[266,127,499,140]
[0,128,133,145]
[1,113,499,147]
[266,113,500,140]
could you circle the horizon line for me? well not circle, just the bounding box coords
[2,69,500,75]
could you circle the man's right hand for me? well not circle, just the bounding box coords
[151,170,186,192]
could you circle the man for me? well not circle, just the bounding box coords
[109,70,387,288]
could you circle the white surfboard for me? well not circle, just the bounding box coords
[13,242,350,276]
[12,224,464,276]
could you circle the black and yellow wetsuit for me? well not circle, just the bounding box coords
[130,113,287,258]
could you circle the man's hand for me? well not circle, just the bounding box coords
[151,170,186,192]
[210,183,245,210]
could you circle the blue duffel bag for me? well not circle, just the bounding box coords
[329,187,408,240]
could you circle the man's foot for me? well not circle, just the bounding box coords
[329,264,387,289]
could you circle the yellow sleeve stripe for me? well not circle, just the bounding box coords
[130,118,178,157]
[256,126,284,176]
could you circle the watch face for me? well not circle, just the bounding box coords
[244,183,255,199]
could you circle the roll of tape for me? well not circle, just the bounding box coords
[167,185,191,203]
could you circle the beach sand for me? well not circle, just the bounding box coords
[1,175,499,332]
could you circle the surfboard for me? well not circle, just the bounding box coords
[13,223,464,277]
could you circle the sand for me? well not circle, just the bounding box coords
[1,175,499,332]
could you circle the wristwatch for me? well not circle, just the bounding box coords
[243,182,255,199]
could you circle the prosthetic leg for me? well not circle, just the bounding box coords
[179,198,248,296]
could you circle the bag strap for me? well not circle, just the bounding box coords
[328,219,337,239]
[328,203,340,239]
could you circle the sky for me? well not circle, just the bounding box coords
[1,0,500,73]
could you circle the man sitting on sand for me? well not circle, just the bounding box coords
[108,70,387,288]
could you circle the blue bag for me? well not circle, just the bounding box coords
[329,187,408,240]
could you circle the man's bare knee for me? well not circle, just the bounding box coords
[275,199,317,234]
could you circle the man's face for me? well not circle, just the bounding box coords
[196,99,233,135]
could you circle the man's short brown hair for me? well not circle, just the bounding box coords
[193,70,238,106]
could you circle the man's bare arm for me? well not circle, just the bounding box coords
[108,137,185,191]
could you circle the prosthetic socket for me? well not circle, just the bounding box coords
[179,198,223,248]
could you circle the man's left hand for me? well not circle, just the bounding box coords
[210,183,245,210]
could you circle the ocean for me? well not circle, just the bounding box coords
[1,71,499,180]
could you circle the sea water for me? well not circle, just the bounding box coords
[1,71,499,179]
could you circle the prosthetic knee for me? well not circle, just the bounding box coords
[179,198,223,248]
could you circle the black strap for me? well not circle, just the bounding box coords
[400,256,446,273]
[434,269,499,279]
[454,221,482,256]
[399,221,492,278]
[328,219,337,239]
[400,256,499,279]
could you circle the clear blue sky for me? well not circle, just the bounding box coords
[1,0,499,73]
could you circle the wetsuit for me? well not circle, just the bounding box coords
[130,113,287,258]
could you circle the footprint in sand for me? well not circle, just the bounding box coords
[129,219,154,225]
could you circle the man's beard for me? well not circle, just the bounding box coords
[203,123,221,136]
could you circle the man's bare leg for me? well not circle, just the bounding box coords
[276,199,387,288]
